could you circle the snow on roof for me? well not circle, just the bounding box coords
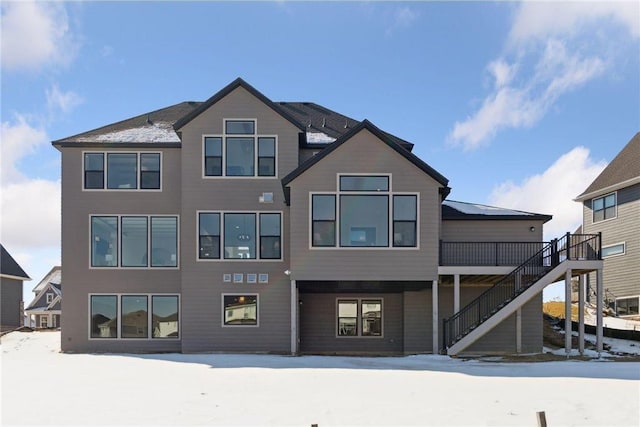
[306,131,336,144]
[443,200,536,216]
[75,122,180,143]
[33,267,61,293]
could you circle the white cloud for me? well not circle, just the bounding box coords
[488,147,607,239]
[449,2,637,150]
[385,6,418,36]
[1,1,77,70]
[1,115,48,184]
[46,84,84,115]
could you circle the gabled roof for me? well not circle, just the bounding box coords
[282,119,450,204]
[25,281,62,311]
[442,200,552,222]
[0,244,30,280]
[173,78,306,132]
[52,102,200,147]
[32,266,61,294]
[575,132,640,201]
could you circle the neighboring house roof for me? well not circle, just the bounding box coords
[32,266,61,294]
[575,132,640,201]
[0,244,30,280]
[442,200,552,222]
[50,78,415,152]
[25,281,62,312]
[282,119,450,204]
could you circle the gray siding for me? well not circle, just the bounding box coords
[299,292,403,354]
[403,289,431,353]
[177,86,301,352]
[60,146,183,352]
[583,184,640,299]
[289,129,442,281]
[1,278,23,329]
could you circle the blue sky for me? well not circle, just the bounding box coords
[1,1,638,304]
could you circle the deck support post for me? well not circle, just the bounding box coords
[596,268,604,353]
[290,279,297,355]
[516,308,522,353]
[453,274,460,313]
[432,279,439,354]
[578,274,585,355]
[565,268,572,354]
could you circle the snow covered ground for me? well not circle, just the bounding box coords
[1,332,639,426]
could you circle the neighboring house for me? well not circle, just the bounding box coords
[25,266,62,329]
[0,244,30,331]
[575,132,640,317]
[52,78,603,355]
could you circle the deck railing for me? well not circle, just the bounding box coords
[439,241,549,266]
[442,233,601,352]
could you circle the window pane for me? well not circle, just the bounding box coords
[91,216,118,267]
[393,195,417,220]
[259,214,281,259]
[121,295,148,338]
[604,194,616,208]
[602,243,625,257]
[226,138,254,176]
[313,222,336,247]
[593,210,604,222]
[226,121,255,135]
[107,153,137,189]
[199,213,220,259]
[340,176,389,192]
[205,137,222,156]
[140,153,160,189]
[337,301,358,336]
[84,153,104,189]
[340,195,388,247]
[362,300,382,336]
[151,217,178,267]
[205,157,222,176]
[393,221,417,247]
[91,295,117,338]
[224,295,257,325]
[258,137,275,156]
[593,198,604,211]
[604,206,616,219]
[152,296,179,338]
[312,195,336,220]
[260,213,280,236]
[224,213,256,259]
[258,157,275,177]
[121,217,148,267]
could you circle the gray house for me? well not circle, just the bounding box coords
[53,78,604,355]
[25,266,62,329]
[1,244,30,331]
[575,132,640,317]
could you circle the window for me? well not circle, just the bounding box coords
[46,293,54,304]
[140,153,160,189]
[203,119,277,178]
[121,295,148,338]
[311,175,418,249]
[259,213,281,259]
[312,195,336,247]
[91,215,178,268]
[602,242,625,258]
[91,295,117,338]
[393,195,417,247]
[90,294,180,339]
[84,153,104,189]
[593,193,616,222]
[223,294,258,326]
[199,213,220,259]
[616,297,639,316]
[337,299,383,337]
[40,315,48,328]
[198,212,282,260]
[84,152,161,190]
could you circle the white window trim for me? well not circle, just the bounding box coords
[82,151,163,192]
[615,295,640,317]
[201,118,279,179]
[336,173,393,192]
[46,293,54,304]
[88,293,181,340]
[601,241,626,259]
[335,297,384,339]
[309,189,420,251]
[196,210,284,262]
[88,214,180,270]
[591,191,617,224]
[221,293,259,328]
[40,314,49,328]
